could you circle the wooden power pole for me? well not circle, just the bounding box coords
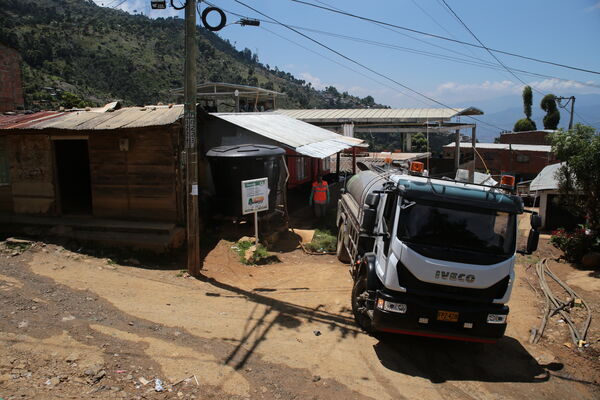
[184,0,200,276]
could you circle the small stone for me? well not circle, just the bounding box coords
[139,377,150,385]
[46,377,60,386]
[17,320,28,329]
[177,392,184,398]
[128,322,134,326]
[62,315,76,322]
[312,375,321,382]
[126,374,133,380]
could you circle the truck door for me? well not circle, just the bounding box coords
[374,193,397,280]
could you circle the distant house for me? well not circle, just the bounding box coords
[442,142,557,182]
[498,130,553,145]
[530,162,584,230]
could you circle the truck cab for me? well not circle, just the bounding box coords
[337,168,540,342]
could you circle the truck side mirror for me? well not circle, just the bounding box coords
[526,229,540,254]
[361,208,377,233]
[365,193,380,208]
[530,214,542,230]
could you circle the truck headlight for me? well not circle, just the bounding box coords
[487,314,507,324]
[383,301,407,314]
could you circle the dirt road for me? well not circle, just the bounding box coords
[0,237,598,399]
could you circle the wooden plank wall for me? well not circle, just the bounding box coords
[88,126,179,222]
[0,137,12,212]
[7,135,56,214]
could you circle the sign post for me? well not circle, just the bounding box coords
[241,177,269,243]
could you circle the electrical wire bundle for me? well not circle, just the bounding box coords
[532,258,592,349]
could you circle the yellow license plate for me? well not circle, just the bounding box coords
[437,310,459,322]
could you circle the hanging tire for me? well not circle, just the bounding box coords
[336,223,351,263]
[351,271,374,333]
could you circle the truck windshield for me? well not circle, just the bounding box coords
[397,201,516,255]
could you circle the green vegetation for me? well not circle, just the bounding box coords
[305,228,337,253]
[0,0,384,110]
[233,239,278,265]
[551,124,600,234]
[355,131,452,155]
[514,85,536,132]
[541,94,560,130]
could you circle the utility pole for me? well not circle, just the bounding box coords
[556,96,576,130]
[184,0,200,276]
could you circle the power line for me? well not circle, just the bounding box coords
[438,0,545,96]
[231,0,509,132]
[289,0,600,76]
[207,2,600,90]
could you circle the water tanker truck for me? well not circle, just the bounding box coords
[336,163,541,343]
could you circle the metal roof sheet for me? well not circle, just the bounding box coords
[444,143,553,152]
[25,105,184,131]
[210,112,364,158]
[0,111,63,130]
[276,107,482,123]
[530,162,564,191]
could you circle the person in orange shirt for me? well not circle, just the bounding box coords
[309,175,329,217]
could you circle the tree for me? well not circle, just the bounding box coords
[551,124,600,233]
[541,94,560,130]
[513,85,536,132]
[411,133,428,152]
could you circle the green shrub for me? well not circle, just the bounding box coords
[305,229,337,253]
[550,226,600,263]
[233,240,278,265]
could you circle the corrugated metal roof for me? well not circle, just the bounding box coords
[444,143,553,152]
[210,112,364,158]
[530,162,564,191]
[276,107,482,123]
[30,105,184,130]
[0,111,63,130]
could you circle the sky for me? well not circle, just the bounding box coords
[94,0,600,113]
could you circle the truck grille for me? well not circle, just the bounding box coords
[396,262,509,303]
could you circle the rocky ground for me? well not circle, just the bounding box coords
[0,231,598,399]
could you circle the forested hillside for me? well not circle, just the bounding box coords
[0,0,385,110]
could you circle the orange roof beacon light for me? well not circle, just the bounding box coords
[500,175,516,190]
[409,161,425,175]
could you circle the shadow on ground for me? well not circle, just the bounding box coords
[373,333,552,384]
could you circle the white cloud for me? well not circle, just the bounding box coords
[298,72,326,90]
[426,78,600,105]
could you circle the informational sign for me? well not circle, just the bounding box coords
[241,178,269,215]
[184,111,196,149]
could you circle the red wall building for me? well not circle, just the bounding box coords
[0,44,24,112]
[499,130,552,145]
[442,143,557,181]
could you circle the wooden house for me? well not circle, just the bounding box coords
[0,105,185,251]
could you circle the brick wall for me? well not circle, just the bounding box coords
[0,44,24,112]
[442,146,556,181]
[499,130,550,145]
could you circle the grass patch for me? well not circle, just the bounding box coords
[305,229,337,253]
[233,240,280,265]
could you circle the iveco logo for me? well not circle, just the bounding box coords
[435,270,475,283]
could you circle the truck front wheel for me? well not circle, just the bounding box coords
[336,224,351,263]
[351,272,374,333]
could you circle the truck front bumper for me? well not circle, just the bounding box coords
[372,289,508,343]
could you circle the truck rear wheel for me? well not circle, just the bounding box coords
[351,273,374,333]
[336,224,351,263]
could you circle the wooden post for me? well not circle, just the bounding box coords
[454,129,460,174]
[184,0,200,276]
[352,147,356,175]
[336,151,340,177]
[254,211,259,244]
[470,125,477,182]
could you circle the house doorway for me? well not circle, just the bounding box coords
[54,139,92,215]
